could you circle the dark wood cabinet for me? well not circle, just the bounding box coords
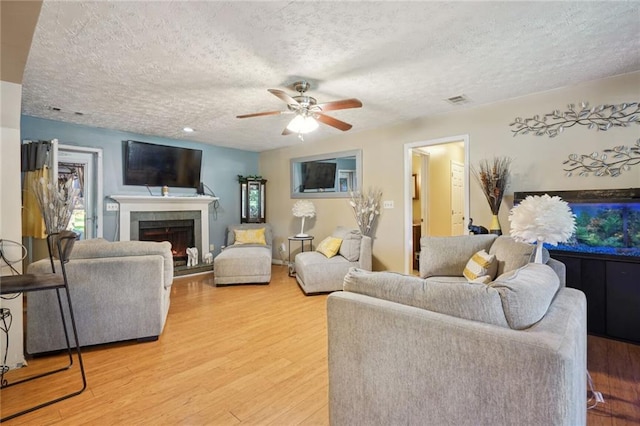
[412,224,421,271]
[552,252,640,344]
[606,262,640,343]
[240,178,266,223]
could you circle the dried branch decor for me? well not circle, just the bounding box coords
[349,188,382,237]
[472,157,512,215]
[510,102,639,138]
[32,176,80,234]
[563,139,640,177]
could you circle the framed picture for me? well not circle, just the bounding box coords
[339,178,348,192]
[412,174,418,200]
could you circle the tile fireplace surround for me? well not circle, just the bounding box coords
[110,195,218,262]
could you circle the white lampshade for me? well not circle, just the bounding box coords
[287,115,319,134]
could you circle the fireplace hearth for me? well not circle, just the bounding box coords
[139,219,195,266]
[110,194,219,275]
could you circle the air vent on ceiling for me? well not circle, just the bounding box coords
[445,95,470,105]
[48,106,84,116]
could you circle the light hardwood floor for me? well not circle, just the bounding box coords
[2,266,639,425]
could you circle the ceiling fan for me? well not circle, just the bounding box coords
[236,81,362,138]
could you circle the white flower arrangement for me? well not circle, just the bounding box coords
[349,188,382,237]
[292,200,316,237]
[509,194,576,263]
[32,176,80,234]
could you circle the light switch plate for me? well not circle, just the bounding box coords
[106,203,119,211]
[383,200,394,209]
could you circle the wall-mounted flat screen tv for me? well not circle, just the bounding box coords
[302,161,337,191]
[123,140,202,188]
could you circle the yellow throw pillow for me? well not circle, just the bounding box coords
[316,236,343,258]
[234,228,266,245]
[463,249,497,282]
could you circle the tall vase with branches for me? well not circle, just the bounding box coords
[472,156,512,235]
[31,175,80,236]
[348,188,382,237]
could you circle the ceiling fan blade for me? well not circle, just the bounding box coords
[316,98,363,112]
[268,89,299,106]
[315,113,353,131]
[236,110,284,119]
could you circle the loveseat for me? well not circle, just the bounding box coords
[327,235,587,426]
[294,227,372,295]
[26,239,173,354]
[419,234,566,285]
[214,223,273,286]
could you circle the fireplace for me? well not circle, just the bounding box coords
[139,219,195,265]
[110,194,219,267]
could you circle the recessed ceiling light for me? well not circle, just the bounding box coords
[183,127,194,132]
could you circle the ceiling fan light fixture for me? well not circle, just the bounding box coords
[286,115,319,134]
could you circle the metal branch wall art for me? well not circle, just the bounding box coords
[510,102,639,137]
[563,139,640,177]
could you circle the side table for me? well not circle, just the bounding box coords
[0,232,86,422]
[288,235,314,277]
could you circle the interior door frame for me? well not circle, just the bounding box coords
[450,160,465,236]
[53,142,104,238]
[403,134,469,274]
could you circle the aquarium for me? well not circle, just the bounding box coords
[514,189,640,258]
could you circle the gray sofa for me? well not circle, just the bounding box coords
[295,227,372,295]
[214,223,273,286]
[327,235,587,426]
[419,234,566,285]
[26,239,173,354]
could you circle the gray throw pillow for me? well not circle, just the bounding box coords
[420,235,497,277]
[489,236,535,276]
[332,226,362,262]
[492,263,560,330]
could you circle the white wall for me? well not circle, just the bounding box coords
[0,81,26,368]
[260,72,640,272]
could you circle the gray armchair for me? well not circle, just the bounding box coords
[295,227,372,295]
[26,239,173,353]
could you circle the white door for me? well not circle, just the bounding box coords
[56,146,103,239]
[451,161,465,235]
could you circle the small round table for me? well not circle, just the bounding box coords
[288,235,314,276]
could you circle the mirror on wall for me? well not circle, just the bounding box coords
[290,149,362,199]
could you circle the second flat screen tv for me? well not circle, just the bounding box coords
[302,161,337,191]
[123,140,202,188]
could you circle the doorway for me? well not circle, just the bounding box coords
[54,145,104,239]
[404,135,469,274]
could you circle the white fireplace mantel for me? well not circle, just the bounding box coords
[110,195,219,254]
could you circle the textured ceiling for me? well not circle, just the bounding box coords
[21,1,640,152]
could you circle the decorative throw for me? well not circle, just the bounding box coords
[469,275,493,285]
[463,249,497,282]
[316,236,343,258]
[234,228,266,245]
